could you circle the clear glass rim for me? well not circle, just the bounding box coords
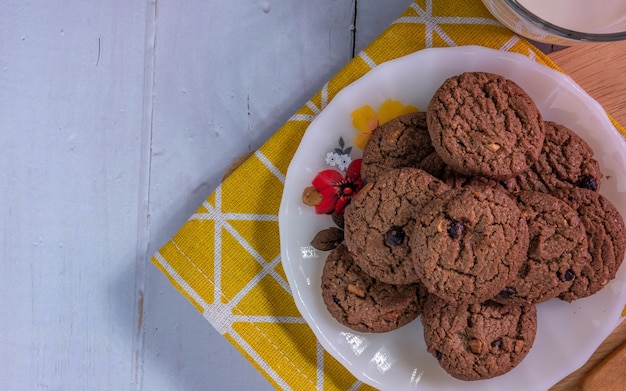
[506,0,626,42]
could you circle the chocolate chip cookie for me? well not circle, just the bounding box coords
[321,243,428,333]
[494,191,590,305]
[361,112,434,183]
[510,121,602,193]
[343,167,450,285]
[416,151,448,179]
[410,185,529,304]
[427,72,545,180]
[554,188,626,301]
[421,295,537,381]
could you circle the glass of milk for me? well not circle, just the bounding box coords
[481,0,626,44]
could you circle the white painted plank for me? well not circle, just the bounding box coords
[146,1,355,247]
[143,2,356,389]
[0,0,417,390]
[0,1,151,390]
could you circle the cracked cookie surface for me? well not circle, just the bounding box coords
[344,167,450,285]
[427,72,545,180]
[410,185,529,303]
[421,295,537,381]
[494,191,590,305]
[508,121,602,193]
[361,111,434,183]
[554,188,626,301]
[320,243,428,333]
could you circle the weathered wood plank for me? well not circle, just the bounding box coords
[548,41,626,125]
[0,1,152,390]
[142,2,356,390]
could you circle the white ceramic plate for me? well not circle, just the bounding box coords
[278,46,626,390]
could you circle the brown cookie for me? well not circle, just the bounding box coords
[410,185,529,304]
[421,295,537,381]
[344,167,450,285]
[494,191,590,305]
[554,188,626,301]
[510,121,602,193]
[416,151,448,179]
[361,112,434,183]
[321,243,427,333]
[427,72,545,180]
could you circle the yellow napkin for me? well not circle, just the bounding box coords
[152,1,626,390]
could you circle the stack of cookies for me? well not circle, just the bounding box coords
[319,72,626,381]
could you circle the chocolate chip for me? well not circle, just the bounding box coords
[577,175,598,191]
[332,295,340,306]
[385,226,405,246]
[436,350,442,360]
[557,268,576,282]
[499,286,517,297]
[447,221,465,239]
[491,338,502,349]
[467,318,474,328]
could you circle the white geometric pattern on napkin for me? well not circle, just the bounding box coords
[151,4,543,388]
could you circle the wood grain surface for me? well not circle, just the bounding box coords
[547,41,626,126]
[547,41,626,391]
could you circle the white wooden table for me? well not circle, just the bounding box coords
[0,1,413,390]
